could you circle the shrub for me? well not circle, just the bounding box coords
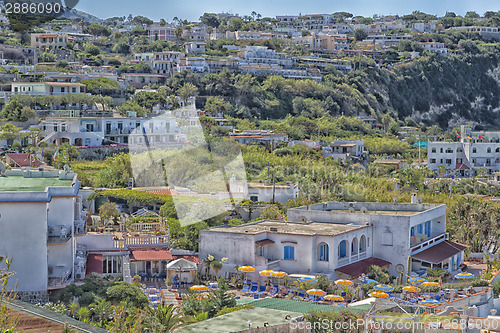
[215,304,254,317]
[471,279,489,287]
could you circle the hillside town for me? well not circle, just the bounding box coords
[1,4,500,333]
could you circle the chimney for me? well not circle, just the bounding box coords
[411,192,418,204]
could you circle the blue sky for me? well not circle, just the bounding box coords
[76,0,499,21]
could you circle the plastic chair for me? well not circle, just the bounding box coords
[248,282,259,294]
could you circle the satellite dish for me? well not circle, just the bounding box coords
[0,162,5,174]
[348,207,355,213]
[393,197,398,203]
[360,206,368,213]
[417,197,423,204]
[300,216,307,223]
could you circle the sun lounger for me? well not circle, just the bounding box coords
[269,285,279,296]
[256,285,267,296]
[248,282,259,294]
[240,282,251,293]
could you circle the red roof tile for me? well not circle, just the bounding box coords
[255,239,275,246]
[411,240,468,264]
[129,248,173,261]
[335,257,391,278]
[172,255,199,264]
[6,153,42,167]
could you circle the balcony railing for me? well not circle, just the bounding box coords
[114,235,169,248]
[47,225,72,244]
[47,269,72,289]
[410,233,448,254]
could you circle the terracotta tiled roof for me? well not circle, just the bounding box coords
[255,239,275,246]
[456,163,470,170]
[335,257,391,278]
[129,248,173,261]
[411,240,468,264]
[172,254,199,264]
[6,153,42,167]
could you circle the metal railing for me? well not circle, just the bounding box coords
[47,225,72,244]
[114,235,169,248]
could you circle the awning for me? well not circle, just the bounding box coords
[335,257,391,278]
[456,163,470,170]
[256,239,275,246]
[129,248,173,261]
[166,258,197,271]
[411,240,468,264]
[86,254,103,274]
[172,255,199,264]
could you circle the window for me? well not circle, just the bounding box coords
[424,221,431,237]
[446,159,452,165]
[318,243,329,261]
[496,148,500,153]
[103,255,122,274]
[72,87,76,93]
[473,148,477,153]
[359,235,366,253]
[430,159,436,163]
[351,238,358,255]
[431,148,436,153]
[440,148,443,153]
[487,147,492,153]
[338,240,348,259]
[250,196,258,202]
[457,148,463,153]
[445,148,453,153]
[284,246,295,260]
[61,87,65,93]
[417,224,423,234]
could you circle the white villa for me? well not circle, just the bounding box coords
[200,198,466,282]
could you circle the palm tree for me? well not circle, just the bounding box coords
[144,304,185,332]
[210,260,223,281]
[68,302,79,318]
[90,298,112,323]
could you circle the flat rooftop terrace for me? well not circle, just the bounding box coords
[0,176,73,192]
[208,220,366,236]
[332,209,419,216]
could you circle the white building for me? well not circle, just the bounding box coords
[11,82,86,96]
[321,140,366,162]
[230,130,289,149]
[427,125,500,176]
[229,174,299,204]
[237,46,294,68]
[184,42,206,54]
[420,42,448,55]
[0,169,86,303]
[39,113,181,146]
[177,57,209,73]
[147,23,176,42]
[450,26,500,40]
[200,200,466,281]
[133,51,184,76]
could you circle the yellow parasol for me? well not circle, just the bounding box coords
[190,285,209,291]
[306,289,326,296]
[325,294,344,301]
[335,279,354,286]
[403,286,421,292]
[369,291,390,298]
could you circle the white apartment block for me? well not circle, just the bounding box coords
[450,26,500,40]
[420,42,448,55]
[362,34,412,48]
[31,32,93,49]
[200,200,462,282]
[238,64,322,80]
[177,57,210,73]
[11,82,86,96]
[0,169,86,303]
[427,126,500,176]
[39,114,180,146]
[133,51,185,76]
[237,46,294,67]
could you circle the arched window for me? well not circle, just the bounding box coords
[431,148,436,153]
[318,243,329,261]
[338,240,348,259]
[487,147,492,153]
[351,237,358,255]
[359,235,367,253]
[445,148,453,153]
[457,148,463,153]
[473,148,477,153]
[496,148,500,153]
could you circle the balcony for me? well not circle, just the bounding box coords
[410,233,448,255]
[113,235,170,248]
[47,225,72,244]
[47,268,72,290]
